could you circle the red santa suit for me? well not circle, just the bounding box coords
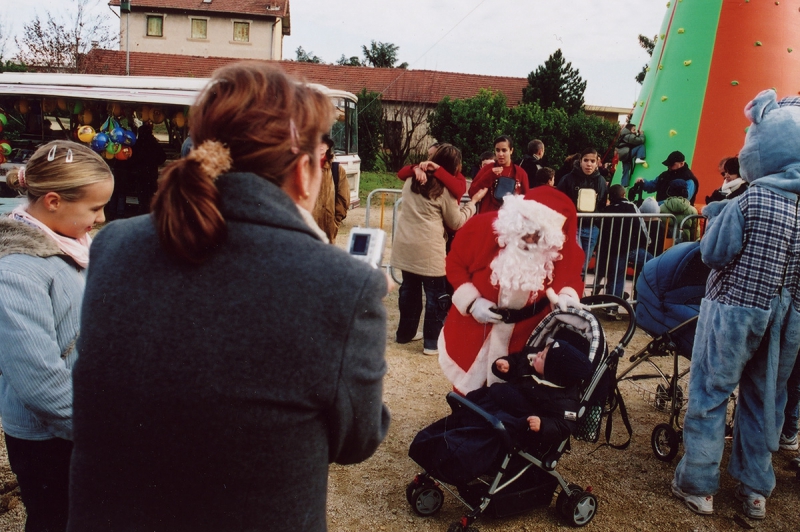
[439,186,585,394]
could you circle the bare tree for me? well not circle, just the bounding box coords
[15,0,117,72]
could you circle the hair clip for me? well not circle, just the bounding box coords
[289,119,300,154]
[47,145,57,161]
[65,149,73,163]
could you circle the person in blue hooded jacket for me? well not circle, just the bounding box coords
[672,90,800,521]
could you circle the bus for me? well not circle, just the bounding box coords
[0,72,361,209]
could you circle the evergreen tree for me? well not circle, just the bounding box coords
[295,46,323,63]
[361,41,408,69]
[635,34,656,84]
[356,89,383,171]
[522,49,586,115]
[336,54,362,67]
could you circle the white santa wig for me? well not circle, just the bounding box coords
[490,194,567,294]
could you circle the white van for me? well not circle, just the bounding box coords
[0,72,361,208]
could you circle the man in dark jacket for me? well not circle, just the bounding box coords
[520,139,545,187]
[595,184,653,318]
[636,150,700,205]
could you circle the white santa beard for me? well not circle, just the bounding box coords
[490,242,561,300]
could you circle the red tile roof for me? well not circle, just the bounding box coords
[108,0,289,18]
[81,49,528,107]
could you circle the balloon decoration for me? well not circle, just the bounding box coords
[78,107,93,126]
[172,110,186,128]
[82,116,136,160]
[42,98,56,114]
[15,99,29,114]
[0,154,5,165]
[0,140,12,156]
[140,105,152,122]
[150,107,165,124]
[0,112,6,127]
[627,0,800,203]
[57,98,68,112]
[77,125,96,143]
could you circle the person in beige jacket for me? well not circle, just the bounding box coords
[312,134,350,243]
[391,144,488,355]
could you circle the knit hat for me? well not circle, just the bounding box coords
[666,179,689,199]
[662,151,685,166]
[639,197,660,214]
[543,339,593,387]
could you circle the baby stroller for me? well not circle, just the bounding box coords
[405,295,636,530]
[617,241,723,462]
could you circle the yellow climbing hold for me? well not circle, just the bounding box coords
[658,64,664,70]
[731,81,739,86]
[684,60,692,66]
[646,66,651,72]
[661,96,668,102]
[755,41,762,46]
[669,130,678,137]
[789,48,793,53]
[677,28,685,34]
[640,101,644,107]
[666,2,670,7]
[661,34,666,40]
[642,162,649,169]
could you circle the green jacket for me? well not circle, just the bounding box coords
[660,196,698,242]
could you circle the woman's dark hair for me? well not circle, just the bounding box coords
[153,62,334,264]
[580,147,598,158]
[494,135,514,150]
[411,143,462,200]
[723,156,740,177]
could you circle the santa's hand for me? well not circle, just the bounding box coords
[469,298,503,324]
[527,416,541,432]
[546,288,586,312]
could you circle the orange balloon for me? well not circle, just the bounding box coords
[151,107,165,124]
[115,146,133,160]
[140,105,152,122]
[79,108,93,126]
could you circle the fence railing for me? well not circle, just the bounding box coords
[363,192,705,300]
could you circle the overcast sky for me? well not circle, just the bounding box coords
[5,0,667,108]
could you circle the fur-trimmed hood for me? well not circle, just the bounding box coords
[0,216,62,261]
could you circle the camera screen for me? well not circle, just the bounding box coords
[351,234,370,255]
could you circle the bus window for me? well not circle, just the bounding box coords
[346,99,358,155]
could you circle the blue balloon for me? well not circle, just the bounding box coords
[109,127,127,144]
[90,132,110,153]
[122,130,137,147]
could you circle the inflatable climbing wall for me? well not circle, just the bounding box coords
[628,0,800,204]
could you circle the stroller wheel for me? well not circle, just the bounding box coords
[651,423,680,462]
[565,491,597,527]
[405,476,426,506]
[556,483,583,517]
[410,485,444,516]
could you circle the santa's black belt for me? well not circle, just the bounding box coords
[493,298,550,324]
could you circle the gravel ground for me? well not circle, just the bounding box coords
[0,205,797,531]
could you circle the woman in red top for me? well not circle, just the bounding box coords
[468,135,528,213]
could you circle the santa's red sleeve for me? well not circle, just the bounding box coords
[447,213,500,314]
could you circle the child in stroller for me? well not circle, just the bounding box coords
[406,300,635,530]
[467,337,594,452]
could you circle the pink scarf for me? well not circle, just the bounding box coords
[10,205,92,269]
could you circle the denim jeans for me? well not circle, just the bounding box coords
[604,248,653,299]
[578,225,599,273]
[674,293,800,498]
[782,352,800,438]
[620,144,646,187]
[396,271,450,351]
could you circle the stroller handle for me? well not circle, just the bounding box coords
[446,392,515,452]
[580,294,637,347]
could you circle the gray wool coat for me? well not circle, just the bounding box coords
[68,173,390,532]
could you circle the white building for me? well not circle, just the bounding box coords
[111,0,289,61]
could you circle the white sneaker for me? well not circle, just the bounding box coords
[735,484,766,520]
[422,347,438,356]
[671,479,713,515]
[779,433,799,450]
[412,331,423,341]
[634,158,646,164]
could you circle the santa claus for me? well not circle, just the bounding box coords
[439,186,585,395]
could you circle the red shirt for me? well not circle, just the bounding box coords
[397,165,467,201]
[468,164,529,213]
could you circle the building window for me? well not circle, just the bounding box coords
[146,15,163,37]
[191,18,207,39]
[233,21,250,42]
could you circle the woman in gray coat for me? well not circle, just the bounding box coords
[68,62,390,532]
